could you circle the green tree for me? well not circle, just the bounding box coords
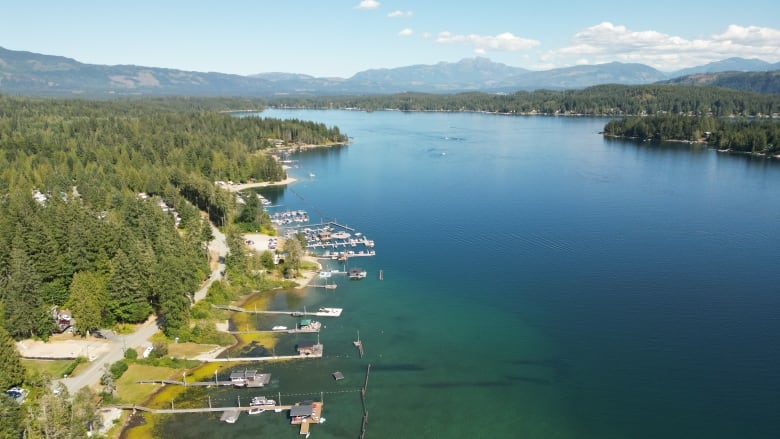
[2,247,52,339]
[0,325,25,389]
[107,249,151,324]
[25,383,71,439]
[66,271,107,336]
[282,238,303,277]
[71,387,102,438]
[0,394,23,439]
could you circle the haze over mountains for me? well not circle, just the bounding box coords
[1,46,778,97]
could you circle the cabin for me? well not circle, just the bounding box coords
[318,230,332,241]
[52,307,74,333]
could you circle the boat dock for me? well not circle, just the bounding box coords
[227,327,319,334]
[292,401,325,436]
[202,351,323,362]
[353,331,364,358]
[113,404,294,414]
[113,403,321,435]
[138,370,272,387]
[135,378,274,387]
[213,305,342,317]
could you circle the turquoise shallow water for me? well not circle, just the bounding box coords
[154,110,780,438]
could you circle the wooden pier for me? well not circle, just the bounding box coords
[213,305,342,317]
[227,327,319,334]
[112,404,293,414]
[202,352,323,362]
[359,364,371,439]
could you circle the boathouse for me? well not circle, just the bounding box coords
[296,342,323,356]
[290,402,314,421]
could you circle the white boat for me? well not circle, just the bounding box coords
[272,326,287,331]
[348,268,367,280]
[248,406,265,415]
[251,396,276,406]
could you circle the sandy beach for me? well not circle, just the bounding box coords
[223,177,297,193]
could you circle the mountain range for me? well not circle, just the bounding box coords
[1,46,778,97]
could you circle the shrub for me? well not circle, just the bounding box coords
[109,360,129,380]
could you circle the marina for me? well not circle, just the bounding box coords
[142,107,780,439]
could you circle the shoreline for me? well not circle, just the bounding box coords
[224,176,297,193]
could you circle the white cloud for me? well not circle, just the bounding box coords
[388,10,413,18]
[398,28,413,37]
[436,31,540,53]
[355,0,380,10]
[421,32,432,39]
[545,22,780,70]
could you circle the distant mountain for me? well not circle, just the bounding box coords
[0,46,276,97]
[495,62,667,91]
[347,57,528,92]
[671,57,775,77]
[661,70,780,94]
[1,46,778,97]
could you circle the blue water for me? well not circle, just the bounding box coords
[159,110,780,438]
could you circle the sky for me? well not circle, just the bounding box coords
[2,0,780,78]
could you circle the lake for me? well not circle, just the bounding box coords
[156,110,780,438]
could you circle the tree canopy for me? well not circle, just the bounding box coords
[0,95,347,338]
[270,84,780,117]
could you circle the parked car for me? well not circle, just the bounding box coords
[6,387,25,401]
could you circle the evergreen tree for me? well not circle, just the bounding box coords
[0,324,25,389]
[2,247,51,339]
[66,272,107,336]
[107,249,151,324]
[0,394,23,439]
[25,383,72,439]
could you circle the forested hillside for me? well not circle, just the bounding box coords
[270,84,780,117]
[0,95,347,340]
[603,114,780,154]
[662,70,780,94]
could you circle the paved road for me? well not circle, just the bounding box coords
[58,317,160,395]
[194,223,227,303]
[57,222,229,395]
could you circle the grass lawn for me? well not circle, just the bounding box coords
[23,359,73,379]
[116,364,186,406]
[168,342,221,358]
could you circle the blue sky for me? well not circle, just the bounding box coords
[2,0,779,77]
